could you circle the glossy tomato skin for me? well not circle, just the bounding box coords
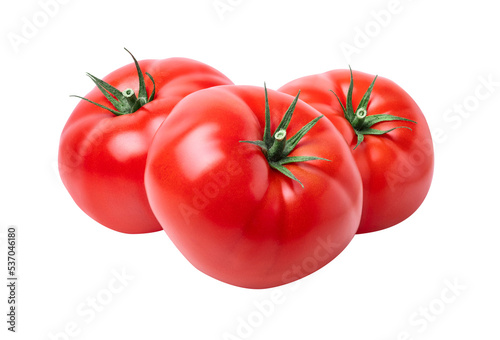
[279,70,434,234]
[59,58,233,234]
[145,85,363,288]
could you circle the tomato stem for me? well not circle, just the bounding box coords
[352,108,367,129]
[268,130,287,161]
[240,85,330,187]
[70,48,156,116]
[123,88,138,106]
[330,67,417,149]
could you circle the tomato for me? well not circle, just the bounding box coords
[58,50,233,234]
[144,85,363,288]
[279,69,434,234]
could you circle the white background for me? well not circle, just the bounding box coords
[1,0,499,339]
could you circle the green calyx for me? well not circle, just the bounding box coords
[330,67,417,149]
[241,84,330,188]
[71,48,156,116]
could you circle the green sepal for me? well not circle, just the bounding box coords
[277,156,331,165]
[359,126,413,136]
[274,90,300,133]
[70,95,122,115]
[283,115,323,157]
[70,48,156,116]
[357,73,377,110]
[240,85,330,187]
[331,67,416,150]
[85,72,128,111]
[270,156,330,188]
[269,162,303,187]
[269,162,304,188]
[146,73,156,102]
[262,83,273,148]
[361,114,416,129]
[125,47,148,101]
[344,66,356,122]
[240,140,267,149]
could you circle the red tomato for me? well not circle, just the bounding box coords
[279,69,434,234]
[59,50,233,234]
[144,85,363,288]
